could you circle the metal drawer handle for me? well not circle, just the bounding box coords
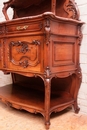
[16,25,28,30]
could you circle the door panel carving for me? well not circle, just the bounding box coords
[9,40,40,68]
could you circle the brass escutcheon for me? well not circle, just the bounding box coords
[16,25,28,30]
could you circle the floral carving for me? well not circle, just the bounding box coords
[44,67,51,79]
[10,41,29,54]
[19,60,29,68]
[9,40,40,68]
[78,26,83,46]
[63,0,79,20]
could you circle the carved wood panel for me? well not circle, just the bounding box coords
[52,41,75,67]
[9,40,40,68]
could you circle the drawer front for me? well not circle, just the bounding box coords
[6,36,43,72]
[6,22,43,34]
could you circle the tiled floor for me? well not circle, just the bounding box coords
[0,102,87,130]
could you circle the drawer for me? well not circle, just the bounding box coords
[6,22,43,34]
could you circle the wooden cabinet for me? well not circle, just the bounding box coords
[0,0,84,129]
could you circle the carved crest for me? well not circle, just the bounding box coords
[63,0,80,20]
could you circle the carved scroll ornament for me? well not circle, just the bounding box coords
[76,64,82,82]
[44,19,51,45]
[78,26,83,46]
[9,40,40,68]
[63,0,80,20]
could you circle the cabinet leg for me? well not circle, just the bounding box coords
[73,101,80,114]
[45,121,50,130]
[44,78,51,130]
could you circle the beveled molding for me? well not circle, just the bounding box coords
[9,40,40,68]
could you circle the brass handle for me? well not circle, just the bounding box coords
[16,25,28,30]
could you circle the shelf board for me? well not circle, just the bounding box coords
[0,84,44,112]
[0,84,74,114]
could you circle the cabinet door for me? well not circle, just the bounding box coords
[50,35,77,73]
[5,36,44,73]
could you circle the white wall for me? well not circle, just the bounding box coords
[0,0,87,114]
[75,0,87,114]
[0,0,12,86]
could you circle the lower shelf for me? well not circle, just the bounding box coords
[0,84,74,115]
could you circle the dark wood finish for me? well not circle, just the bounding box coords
[0,0,84,129]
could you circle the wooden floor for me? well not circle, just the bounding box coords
[0,101,87,130]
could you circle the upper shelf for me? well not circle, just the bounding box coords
[2,0,80,21]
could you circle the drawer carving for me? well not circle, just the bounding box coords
[9,40,40,68]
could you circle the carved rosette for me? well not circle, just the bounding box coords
[9,40,40,68]
[44,19,51,45]
[63,0,79,20]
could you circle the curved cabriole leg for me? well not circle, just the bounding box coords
[73,100,80,114]
[71,68,82,114]
[72,78,81,114]
[44,78,51,130]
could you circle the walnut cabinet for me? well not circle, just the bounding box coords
[0,0,84,129]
